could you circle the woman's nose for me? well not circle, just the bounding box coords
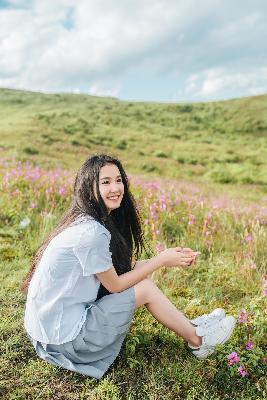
[110,182,120,192]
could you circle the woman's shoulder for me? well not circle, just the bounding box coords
[71,216,111,244]
[45,216,110,252]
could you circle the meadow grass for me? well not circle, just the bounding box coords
[0,158,266,400]
[0,88,267,189]
[0,89,267,399]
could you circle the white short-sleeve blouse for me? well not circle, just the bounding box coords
[24,217,113,345]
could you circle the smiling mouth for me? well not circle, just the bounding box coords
[107,195,120,200]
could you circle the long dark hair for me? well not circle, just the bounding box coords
[21,154,146,295]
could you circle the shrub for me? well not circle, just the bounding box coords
[140,163,159,173]
[63,125,77,135]
[70,139,81,146]
[167,133,181,139]
[23,147,39,155]
[179,105,193,113]
[154,151,168,158]
[115,140,128,150]
[207,167,237,184]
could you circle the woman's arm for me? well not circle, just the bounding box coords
[96,248,198,293]
[132,259,152,279]
[96,255,161,293]
[131,259,149,269]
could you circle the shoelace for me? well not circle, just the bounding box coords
[192,313,221,325]
[200,317,219,326]
[196,319,221,338]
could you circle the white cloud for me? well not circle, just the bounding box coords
[179,67,267,100]
[0,0,267,100]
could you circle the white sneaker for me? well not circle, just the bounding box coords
[190,308,225,327]
[188,316,236,359]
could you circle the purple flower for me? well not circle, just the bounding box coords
[244,234,253,244]
[227,352,240,365]
[238,365,248,377]
[263,278,267,296]
[155,243,165,254]
[58,187,66,196]
[238,310,248,323]
[245,341,253,350]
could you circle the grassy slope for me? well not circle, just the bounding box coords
[0,88,267,192]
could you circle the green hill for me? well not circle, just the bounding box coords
[0,88,267,188]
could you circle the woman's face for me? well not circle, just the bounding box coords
[95,163,125,213]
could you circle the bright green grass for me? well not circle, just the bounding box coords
[0,88,267,189]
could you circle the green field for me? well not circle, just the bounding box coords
[0,88,267,399]
[1,88,267,188]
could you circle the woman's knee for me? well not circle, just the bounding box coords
[133,278,159,308]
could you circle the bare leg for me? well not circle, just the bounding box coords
[134,278,202,347]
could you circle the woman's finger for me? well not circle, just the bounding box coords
[182,248,194,253]
[174,247,182,252]
[182,256,194,261]
[180,261,191,267]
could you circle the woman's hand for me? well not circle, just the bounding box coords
[158,247,200,268]
[96,248,200,293]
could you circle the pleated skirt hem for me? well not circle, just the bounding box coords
[29,287,136,379]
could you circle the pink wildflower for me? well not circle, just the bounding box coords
[45,188,50,200]
[238,310,248,323]
[249,262,256,269]
[188,214,195,226]
[238,365,248,377]
[227,352,240,365]
[245,341,253,350]
[263,276,267,296]
[160,202,167,211]
[12,188,20,196]
[155,243,165,254]
[29,202,37,209]
[244,234,253,244]
[262,275,267,296]
[58,187,66,197]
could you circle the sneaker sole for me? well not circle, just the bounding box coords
[191,347,214,359]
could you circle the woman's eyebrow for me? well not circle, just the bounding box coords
[99,175,122,180]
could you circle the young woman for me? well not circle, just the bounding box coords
[22,154,236,379]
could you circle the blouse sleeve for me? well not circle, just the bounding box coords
[73,228,113,276]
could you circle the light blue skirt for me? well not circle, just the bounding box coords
[29,287,136,379]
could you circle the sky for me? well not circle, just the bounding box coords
[0,0,267,103]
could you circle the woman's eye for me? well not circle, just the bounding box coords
[101,179,122,184]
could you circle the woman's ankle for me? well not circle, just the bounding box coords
[188,333,202,348]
